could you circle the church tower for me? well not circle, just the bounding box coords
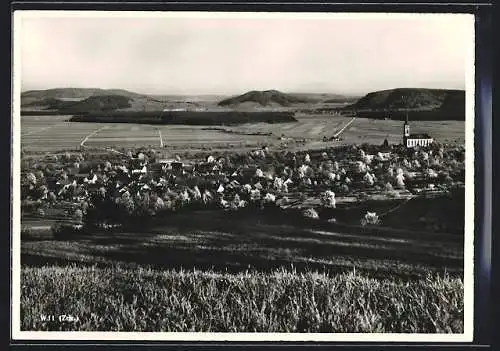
[403,112,410,147]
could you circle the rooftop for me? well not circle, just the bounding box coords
[408,133,432,139]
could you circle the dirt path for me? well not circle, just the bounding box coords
[80,126,108,147]
[158,129,164,148]
[79,125,130,157]
[333,117,357,138]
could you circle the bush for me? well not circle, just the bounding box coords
[320,190,336,208]
[302,208,319,219]
[361,212,381,226]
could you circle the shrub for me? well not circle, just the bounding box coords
[320,190,336,208]
[302,208,319,219]
[361,212,381,226]
[73,209,84,222]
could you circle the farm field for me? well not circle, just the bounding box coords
[340,118,466,145]
[22,204,464,279]
[20,114,465,153]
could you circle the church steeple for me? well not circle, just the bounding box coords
[403,112,410,146]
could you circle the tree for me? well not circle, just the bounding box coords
[263,192,276,204]
[48,191,57,203]
[333,161,340,172]
[395,173,405,188]
[361,212,381,226]
[426,168,438,179]
[273,177,286,193]
[355,161,367,174]
[250,189,261,202]
[80,200,89,214]
[363,172,375,186]
[152,196,165,212]
[202,190,214,205]
[73,209,84,222]
[33,185,49,200]
[302,208,319,219]
[25,172,37,186]
[320,190,336,208]
[34,170,44,181]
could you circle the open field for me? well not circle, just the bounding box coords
[20,115,465,153]
[340,118,466,145]
[21,266,463,332]
[22,205,464,279]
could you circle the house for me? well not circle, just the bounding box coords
[171,161,184,173]
[130,158,147,168]
[183,164,195,173]
[132,165,148,175]
[195,162,215,174]
[377,141,392,161]
[238,166,258,179]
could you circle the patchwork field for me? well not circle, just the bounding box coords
[20,114,465,153]
[341,118,466,145]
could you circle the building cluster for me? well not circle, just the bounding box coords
[21,133,462,226]
[402,115,434,148]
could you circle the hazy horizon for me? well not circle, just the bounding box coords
[17,12,473,96]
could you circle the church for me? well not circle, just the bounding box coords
[403,115,434,148]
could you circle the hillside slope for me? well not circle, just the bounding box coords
[218,90,312,108]
[23,95,133,113]
[21,88,229,112]
[350,88,464,111]
[21,88,143,105]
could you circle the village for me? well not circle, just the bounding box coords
[21,122,465,233]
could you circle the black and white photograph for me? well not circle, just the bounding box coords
[12,11,474,341]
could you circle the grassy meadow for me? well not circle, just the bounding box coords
[21,265,464,333]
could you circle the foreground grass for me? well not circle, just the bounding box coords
[21,266,463,333]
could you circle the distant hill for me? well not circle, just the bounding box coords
[21,88,229,113]
[217,90,313,108]
[21,88,143,106]
[347,88,466,121]
[438,90,466,115]
[349,88,464,111]
[23,95,133,114]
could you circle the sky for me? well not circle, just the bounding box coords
[16,12,474,96]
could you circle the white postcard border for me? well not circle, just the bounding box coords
[11,10,476,342]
